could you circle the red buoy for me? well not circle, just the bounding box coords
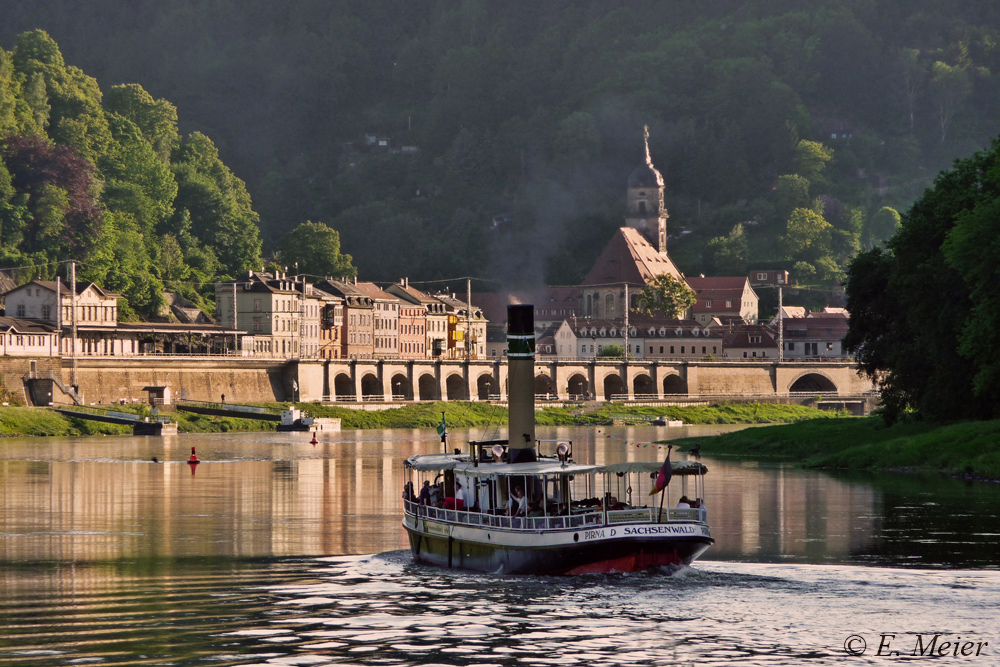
[310,431,318,445]
[187,447,200,464]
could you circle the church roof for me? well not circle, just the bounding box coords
[582,227,683,287]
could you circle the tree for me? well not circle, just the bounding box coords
[597,343,626,358]
[928,61,971,143]
[941,187,1000,407]
[844,139,1000,423]
[81,210,164,320]
[104,84,179,163]
[792,140,833,188]
[634,274,697,319]
[274,221,356,279]
[772,174,811,225]
[864,207,901,247]
[705,223,748,275]
[0,133,102,258]
[783,207,831,260]
[171,132,262,275]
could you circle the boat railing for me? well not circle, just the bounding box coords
[404,500,706,530]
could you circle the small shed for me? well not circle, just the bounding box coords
[142,385,172,406]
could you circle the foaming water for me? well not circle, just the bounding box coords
[5,553,995,666]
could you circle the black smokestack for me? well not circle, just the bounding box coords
[506,304,536,463]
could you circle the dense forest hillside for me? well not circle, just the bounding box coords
[0,30,262,318]
[4,1,1000,297]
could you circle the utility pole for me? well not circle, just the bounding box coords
[466,277,472,361]
[232,281,238,355]
[299,266,306,359]
[70,260,77,388]
[623,283,629,364]
[778,286,784,362]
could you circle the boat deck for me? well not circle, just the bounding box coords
[404,500,707,532]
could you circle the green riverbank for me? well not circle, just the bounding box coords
[282,401,846,429]
[1,401,843,437]
[672,417,1000,481]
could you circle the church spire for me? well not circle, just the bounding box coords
[626,127,668,254]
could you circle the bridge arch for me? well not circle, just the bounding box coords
[417,373,438,401]
[476,373,497,400]
[445,373,468,400]
[334,372,354,400]
[632,373,655,396]
[390,372,410,400]
[360,373,381,400]
[603,373,624,399]
[566,373,589,399]
[534,373,553,397]
[662,374,687,395]
[788,372,838,393]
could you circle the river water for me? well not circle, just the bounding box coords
[1,425,998,666]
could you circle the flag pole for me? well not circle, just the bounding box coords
[658,479,667,523]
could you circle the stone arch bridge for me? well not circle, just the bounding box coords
[294,358,874,403]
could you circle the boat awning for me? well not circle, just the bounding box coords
[405,454,707,477]
[598,460,708,476]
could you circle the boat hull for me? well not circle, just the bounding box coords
[404,518,713,575]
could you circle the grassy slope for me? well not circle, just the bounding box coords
[0,407,130,436]
[672,417,1000,480]
[0,401,843,437]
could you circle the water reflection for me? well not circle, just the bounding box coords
[0,426,997,568]
[3,554,997,667]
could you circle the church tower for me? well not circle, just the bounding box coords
[624,126,668,254]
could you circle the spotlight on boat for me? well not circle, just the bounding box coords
[491,444,505,462]
[556,442,569,465]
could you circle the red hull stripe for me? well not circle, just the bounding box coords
[563,550,680,575]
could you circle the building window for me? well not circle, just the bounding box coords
[42,305,51,319]
[705,300,712,308]
[726,300,733,308]
[670,346,674,354]
[254,299,262,312]
[605,294,614,318]
[757,272,768,280]
[16,304,25,317]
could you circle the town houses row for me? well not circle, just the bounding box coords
[0,271,848,362]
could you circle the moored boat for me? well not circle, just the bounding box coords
[401,304,713,575]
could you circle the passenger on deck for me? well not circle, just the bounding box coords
[526,499,544,517]
[507,485,526,516]
[460,482,477,511]
[402,481,417,503]
[418,480,432,505]
[676,496,691,509]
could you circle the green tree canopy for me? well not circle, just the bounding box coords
[844,138,1000,423]
[274,221,356,280]
[634,274,697,319]
[792,140,833,188]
